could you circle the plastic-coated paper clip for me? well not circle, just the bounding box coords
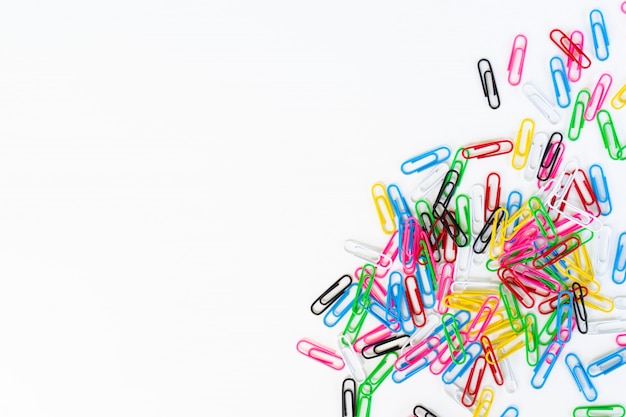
[589,164,612,216]
[442,312,466,365]
[474,208,504,255]
[441,341,482,385]
[566,30,584,83]
[565,353,598,402]
[405,274,427,328]
[411,163,450,201]
[617,334,626,347]
[296,339,345,370]
[550,57,571,108]
[512,119,534,169]
[523,83,561,124]
[597,110,624,161]
[387,183,412,226]
[338,334,368,383]
[550,29,592,69]
[507,34,527,86]
[587,347,626,377]
[413,405,438,417]
[371,183,396,235]
[461,355,487,408]
[401,146,451,175]
[481,335,504,385]
[525,313,540,366]
[613,232,626,284]
[472,387,494,417]
[433,169,461,218]
[568,90,589,141]
[537,132,564,182]
[500,406,519,417]
[572,282,588,334]
[573,405,625,417]
[478,58,500,109]
[324,284,358,328]
[531,339,564,389]
[462,139,513,160]
[612,83,626,110]
[585,73,613,122]
[342,377,357,417]
[311,275,353,315]
[485,172,501,222]
[362,334,409,360]
[590,9,609,61]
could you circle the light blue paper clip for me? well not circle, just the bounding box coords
[441,341,482,385]
[550,57,571,108]
[565,353,598,402]
[590,9,609,61]
[500,406,519,417]
[531,339,564,389]
[556,290,573,343]
[589,164,612,215]
[387,184,412,227]
[324,283,358,327]
[587,347,626,377]
[613,232,626,285]
[401,146,451,175]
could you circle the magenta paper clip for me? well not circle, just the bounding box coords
[550,57,571,108]
[507,34,527,86]
[590,9,609,61]
[550,29,592,69]
[612,232,626,284]
[589,164,612,216]
[435,263,454,315]
[354,324,394,354]
[462,139,513,159]
[393,336,441,381]
[623,2,626,13]
[401,146,451,175]
[296,338,345,370]
[587,347,626,377]
[617,334,626,347]
[585,73,613,121]
[567,31,584,83]
[531,339,564,389]
[565,353,598,402]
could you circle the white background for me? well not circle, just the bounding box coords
[0,1,626,416]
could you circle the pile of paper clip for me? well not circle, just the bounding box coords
[297,5,626,417]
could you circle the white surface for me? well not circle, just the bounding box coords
[0,1,625,416]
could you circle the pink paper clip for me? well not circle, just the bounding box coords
[622,2,626,14]
[375,231,399,279]
[466,296,500,342]
[436,262,455,315]
[462,139,514,159]
[550,29,592,69]
[395,335,441,371]
[354,324,394,354]
[507,34,527,86]
[296,339,345,370]
[584,73,613,121]
[566,31,584,83]
[617,334,626,346]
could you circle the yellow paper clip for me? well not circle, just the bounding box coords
[611,82,626,110]
[371,183,396,235]
[512,118,534,170]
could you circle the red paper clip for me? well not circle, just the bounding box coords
[462,139,514,159]
[550,29,592,69]
[405,274,427,328]
[462,355,487,407]
[566,30,584,82]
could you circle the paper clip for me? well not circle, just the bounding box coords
[474,208,504,255]
[617,334,626,347]
[338,334,367,382]
[433,169,461,218]
[623,1,626,13]
[342,377,356,417]
[355,382,372,417]
[392,336,440,383]
[613,232,626,284]
[405,274,427,327]
[522,83,560,124]
[597,109,624,161]
[442,342,482,385]
[401,146,451,175]
[462,355,487,408]
[512,119,534,170]
[500,283,524,334]
[587,318,626,335]
[324,283,358,327]
[362,334,409,359]
[371,183,396,235]
[550,29,592,69]
[537,132,564,182]
[500,406,519,417]
[556,291,573,343]
[550,57,571,108]
[524,314,540,366]
[442,312,466,364]
[531,339,564,389]
[572,282,588,334]
[345,240,386,265]
[296,339,345,370]
[413,405,438,417]
[612,83,626,110]
[573,405,625,417]
[484,172,501,222]
[507,34,527,86]
[500,357,518,393]
[354,324,394,354]
[477,58,500,109]
[311,274,353,315]
[590,9,610,61]
[411,163,450,201]
[567,30,584,83]
[568,90,589,141]
[481,335,504,385]
[472,387,494,417]
[462,139,513,160]
[589,164,612,215]
[565,353,598,402]
[587,347,626,377]
[585,73,613,122]
[362,351,397,394]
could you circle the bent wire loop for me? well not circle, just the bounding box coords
[590,9,610,61]
[550,28,592,69]
[565,353,598,402]
[523,83,560,124]
[550,56,571,108]
[478,58,500,109]
[507,34,527,86]
[311,274,353,315]
[587,347,626,377]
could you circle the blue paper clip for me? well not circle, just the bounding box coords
[324,283,358,327]
[550,57,571,108]
[556,291,573,343]
[565,353,598,402]
[612,232,626,285]
[387,184,412,226]
[531,339,564,389]
[366,298,402,333]
[387,272,416,334]
[590,9,609,61]
[441,342,482,385]
[587,347,626,377]
[589,164,612,216]
[500,406,519,417]
[401,146,451,175]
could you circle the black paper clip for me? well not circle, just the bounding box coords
[433,169,461,218]
[310,275,352,315]
[572,282,588,334]
[342,377,357,417]
[435,204,469,248]
[473,207,504,254]
[362,334,410,359]
[478,58,501,109]
[414,405,438,417]
[537,131,564,181]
